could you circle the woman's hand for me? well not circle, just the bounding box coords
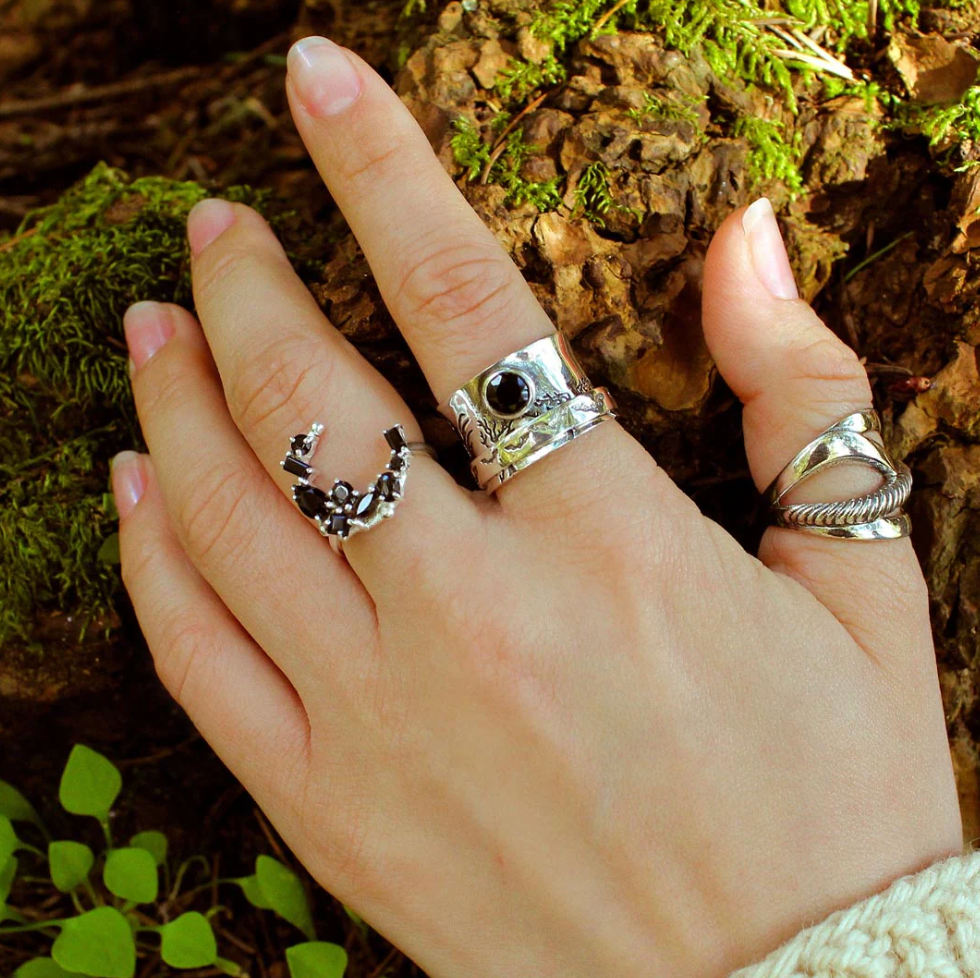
[111,36,962,978]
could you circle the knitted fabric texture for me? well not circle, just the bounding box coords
[732,850,980,977]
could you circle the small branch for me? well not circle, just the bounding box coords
[772,48,856,80]
[592,0,633,35]
[868,0,879,38]
[368,947,402,978]
[0,67,200,119]
[479,89,552,185]
[0,227,38,254]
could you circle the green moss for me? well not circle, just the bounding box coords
[626,91,705,125]
[494,55,567,102]
[0,163,268,647]
[451,118,564,212]
[573,162,615,227]
[899,85,980,148]
[733,117,805,195]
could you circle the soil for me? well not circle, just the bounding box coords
[1,0,979,974]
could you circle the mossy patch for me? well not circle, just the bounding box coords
[0,164,268,649]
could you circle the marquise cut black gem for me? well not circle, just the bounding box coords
[355,492,377,518]
[294,484,328,519]
[283,456,312,479]
[486,371,531,416]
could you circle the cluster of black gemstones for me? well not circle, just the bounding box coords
[283,425,410,540]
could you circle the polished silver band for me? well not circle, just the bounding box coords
[766,411,912,540]
[441,334,616,492]
[282,422,435,554]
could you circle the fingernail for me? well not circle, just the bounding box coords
[742,198,799,301]
[124,301,175,369]
[287,36,362,117]
[111,451,145,519]
[187,198,236,257]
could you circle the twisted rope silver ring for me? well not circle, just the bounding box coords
[766,411,912,540]
[282,422,436,554]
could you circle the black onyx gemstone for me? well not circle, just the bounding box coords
[294,484,328,520]
[486,371,531,416]
[377,472,397,501]
[291,433,310,456]
[355,491,377,519]
[384,426,408,452]
[330,481,354,506]
[283,455,312,479]
[389,453,406,471]
[328,512,349,537]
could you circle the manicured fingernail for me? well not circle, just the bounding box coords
[124,301,175,369]
[287,36,362,117]
[742,198,799,301]
[111,451,145,519]
[187,198,236,256]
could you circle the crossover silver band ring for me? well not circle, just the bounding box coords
[281,422,436,554]
[440,333,616,492]
[765,410,912,541]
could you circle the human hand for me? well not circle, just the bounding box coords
[111,36,962,977]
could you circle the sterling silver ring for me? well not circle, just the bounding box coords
[766,411,912,540]
[282,423,435,554]
[441,333,616,492]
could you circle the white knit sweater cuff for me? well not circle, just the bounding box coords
[731,851,980,978]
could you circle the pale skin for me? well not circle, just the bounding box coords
[111,35,963,978]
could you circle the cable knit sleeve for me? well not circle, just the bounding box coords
[730,851,980,978]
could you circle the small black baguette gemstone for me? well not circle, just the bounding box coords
[283,455,312,479]
[384,426,408,451]
[377,472,397,501]
[390,453,406,471]
[294,484,328,519]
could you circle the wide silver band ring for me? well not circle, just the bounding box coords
[282,422,436,554]
[765,411,912,540]
[440,334,616,492]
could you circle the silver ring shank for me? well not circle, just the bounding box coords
[765,411,912,540]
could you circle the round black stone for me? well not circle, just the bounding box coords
[294,484,327,519]
[330,481,353,506]
[355,491,378,518]
[377,472,397,501]
[291,433,310,456]
[486,371,531,416]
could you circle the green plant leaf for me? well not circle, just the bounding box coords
[52,907,136,978]
[342,905,368,938]
[129,831,167,867]
[14,958,79,978]
[286,942,348,978]
[49,841,95,893]
[158,912,217,968]
[236,874,273,910]
[103,847,158,904]
[0,781,42,828]
[59,746,122,822]
[1,855,18,920]
[255,856,315,939]
[0,814,16,866]
[216,958,245,977]
[97,533,120,565]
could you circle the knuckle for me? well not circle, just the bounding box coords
[177,461,252,568]
[194,245,267,305]
[230,337,327,434]
[787,334,869,395]
[152,617,217,707]
[397,240,518,335]
[340,131,406,189]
